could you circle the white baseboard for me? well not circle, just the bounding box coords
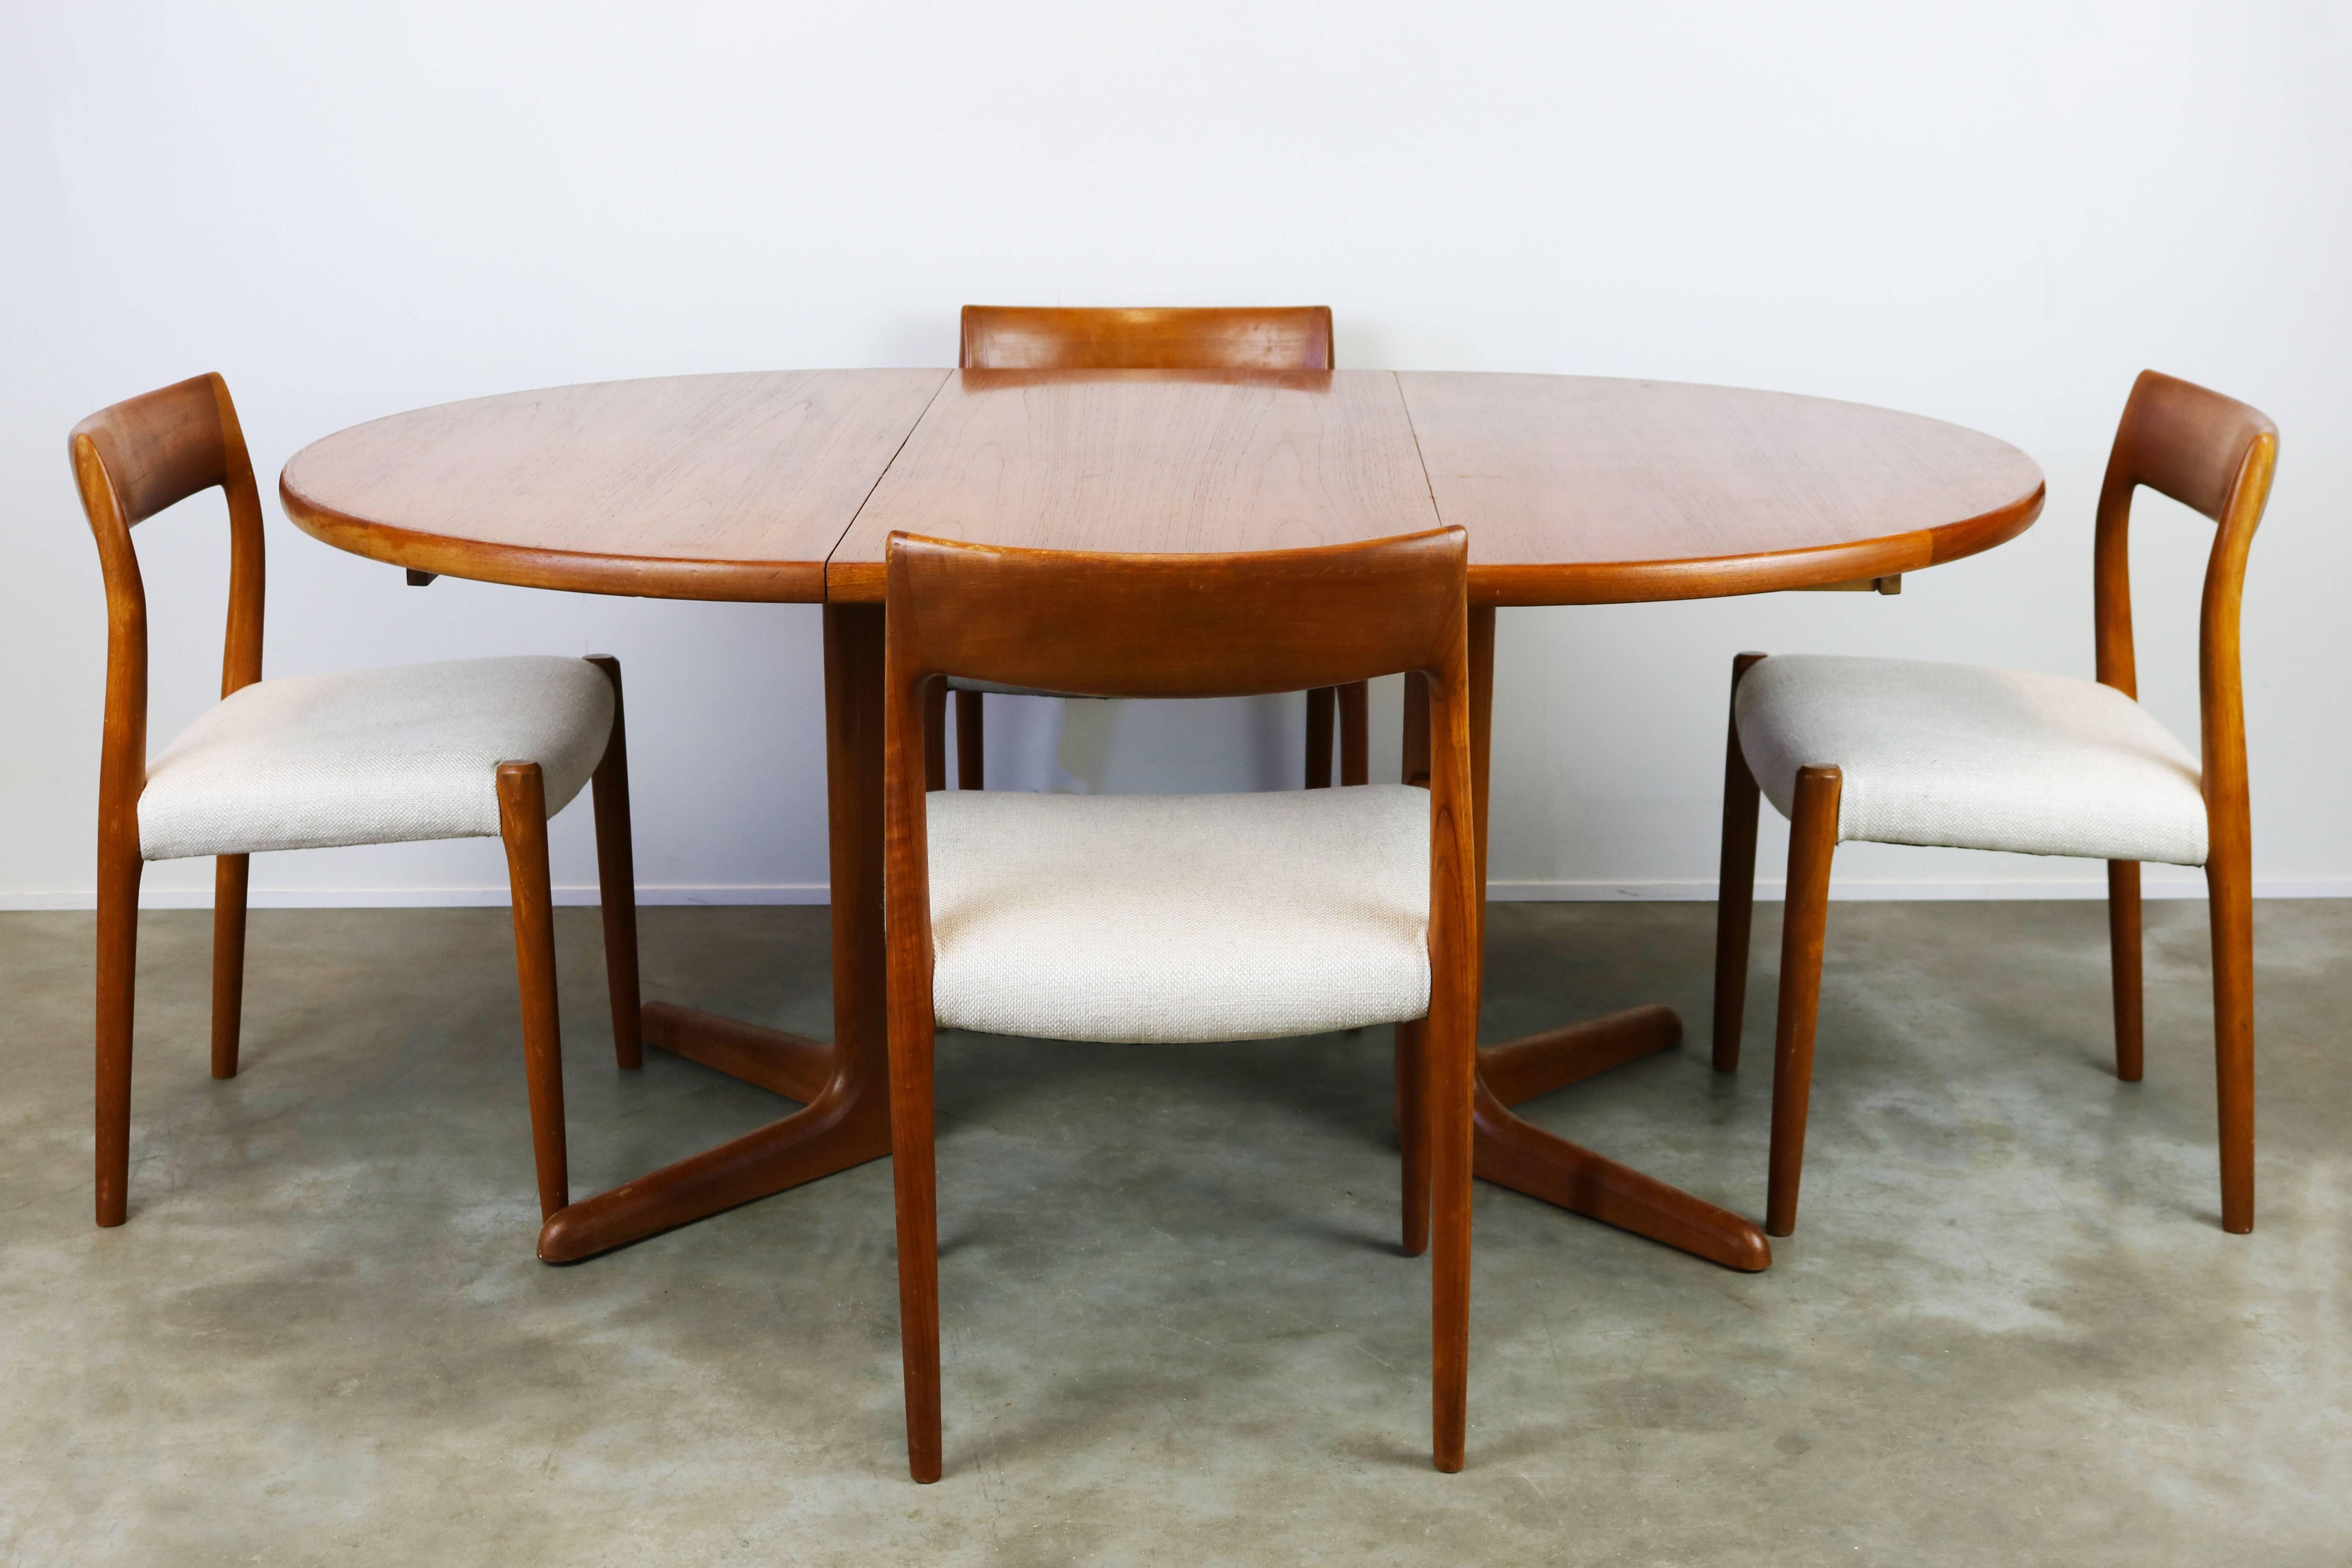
[1495,877,2352,900]
[3,877,2348,912]
[0,884,831,912]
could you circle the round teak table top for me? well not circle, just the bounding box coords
[279,368,2045,605]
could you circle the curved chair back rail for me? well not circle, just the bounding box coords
[71,373,269,826]
[887,528,1462,700]
[959,304,1334,372]
[877,524,1479,1480]
[2091,368,2280,836]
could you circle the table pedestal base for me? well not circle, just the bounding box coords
[539,998,1770,1275]
[536,1005,889,1263]
[537,603,1767,1274]
[1469,1004,1771,1272]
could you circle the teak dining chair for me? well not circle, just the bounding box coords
[71,373,642,1231]
[882,526,1479,1481]
[938,305,1370,791]
[1711,370,2278,1237]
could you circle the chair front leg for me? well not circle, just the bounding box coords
[94,837,143,1227]
[2208,845,2255,1234]
[2107,861,2143,1082]
[211,853,250,1079]
[584,657,642,1070]
[1394,673,1435,1258]
[497,762,569,1222]
[1766,764,1841,1238]
[1429,1001,1474,1474]
[1711,653,1767,1072]
[889,1014,943,1483]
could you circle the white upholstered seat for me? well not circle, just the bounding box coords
[926,784,1431,1044]
[139,656,615,861]
[1735,654,2207,866]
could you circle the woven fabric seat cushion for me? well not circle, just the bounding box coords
[1735,655,2208,866]
[927,785,1431,1043]
[139,657,613,861]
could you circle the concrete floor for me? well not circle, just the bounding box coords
[1,899,2346,1566]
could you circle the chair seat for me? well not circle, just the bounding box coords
[139,657,614,861]
[1735,655,2208,866]
[927,784,1431,1043]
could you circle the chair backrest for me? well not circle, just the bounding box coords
[881,526,1475,1044]
[958,305,1335,371]
[69,372,268,834]
[2091,370,2278,831]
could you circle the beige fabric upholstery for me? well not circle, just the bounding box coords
[927,785,1431,1043]
[1735,655,2208,866]
[139,657,614,861]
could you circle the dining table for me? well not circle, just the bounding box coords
[278,366,2045,1274]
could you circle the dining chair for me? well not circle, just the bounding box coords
[939,305,1370,792]
[882,525,1479,1481]
[1711,370,2278,1237]
[71,372,642,1231]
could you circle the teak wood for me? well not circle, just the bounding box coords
[279,370,2044,612]
[1396,611,1773,1273]
[959,305,1336,372]
[828,370,1440,600]
[940,306,1366,792]
[536,602,893,1262]
[881,527,1479,1480]
[280,368,2044,1282]
[71,374,642,1229]
[280,370,947,602]
[1396,372,2044,604]
[1712,370,2278,1237]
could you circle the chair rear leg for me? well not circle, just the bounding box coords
[954,690,984,790]
[497,762,569,1222]
[2108,861,2143,1082]
[94,841,143,1227]
[2209,850,2255,1233]
[584,657,642,1070]
[1304,687,1336,788]
[923,684,947,793]
[211,853,249,1080]
[1395,1017,1430,1257]
[1712,653,1767,1072]
[1766,765,1840,1238]
[890,1017,944,1482]
[1338,680,1370,786]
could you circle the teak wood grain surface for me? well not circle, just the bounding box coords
[280,370,947,602]
[1396,372,2045,603]
[825,369,1440,601]
[281,368,2042,606]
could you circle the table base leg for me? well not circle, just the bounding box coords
[537,1005,886,1263]
[643,1001,833,1104]
[1468,1005,1771,1272]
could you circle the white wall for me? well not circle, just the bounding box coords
[5,1,2347,908]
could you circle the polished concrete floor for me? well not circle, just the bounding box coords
[1,899,2346,1566]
